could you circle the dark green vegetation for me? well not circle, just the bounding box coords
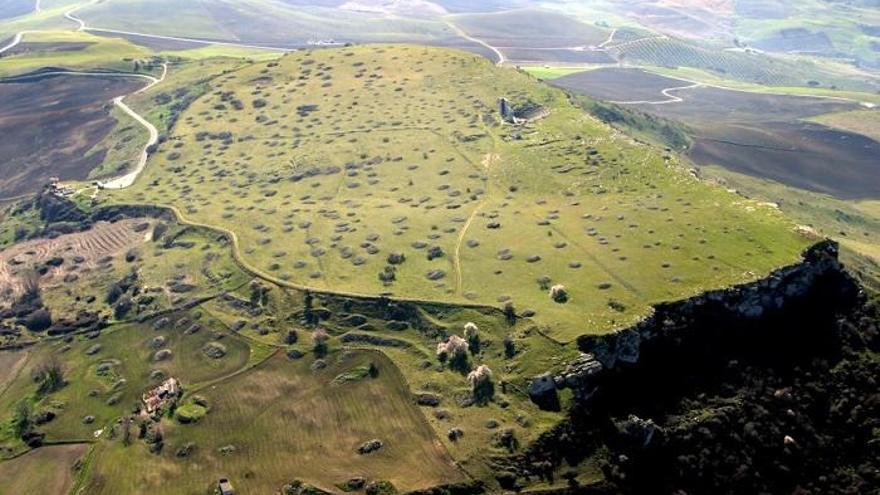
[518,268,880,495]
[0,75,142,199]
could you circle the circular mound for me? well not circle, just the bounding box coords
[202,342,227,359]
[175,404,207,424]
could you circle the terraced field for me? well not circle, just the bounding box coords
[108,45,811,340]
[0,219,149,298]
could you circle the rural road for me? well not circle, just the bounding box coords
[446,20,504,66]
[0,31,23,54]
[597,28,617,49]
[0,0,88,54]
[101,62,167,189]
[609,81,703,105]
[605,72,876,108]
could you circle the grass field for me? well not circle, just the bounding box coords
[0,443,89,495]
[0,311,255,447]
[521,66,588,81]
[702,164,880,259]
[808,109,880,142]
[0,348,31,398]
[202,283,579,485]
[0,30,160,77]
[104,44,810,340]
[83,350,464,494]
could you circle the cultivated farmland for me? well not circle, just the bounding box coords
[0,74,142,199]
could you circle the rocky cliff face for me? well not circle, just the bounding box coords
[537,240,857,405]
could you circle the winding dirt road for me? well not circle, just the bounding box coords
[609,81,703,105]
[446,20,504,66]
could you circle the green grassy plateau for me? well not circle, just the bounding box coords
[108,44,811,341]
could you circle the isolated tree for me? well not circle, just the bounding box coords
[437,335,469,371]
[549,284,568,303]
[312,328,329,357]
[34,359,65,395]
[249,281,270,307]
[19,270,41,303]
[503,335,516,358]
[25,308,52,332]
[303,290,317,326]
[467,365,495,404]
[12,401,32,439]
[503,302,516,326]
[464,322,481,354]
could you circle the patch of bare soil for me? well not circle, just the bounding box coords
[0,219,151,302]
[0,75,142,198]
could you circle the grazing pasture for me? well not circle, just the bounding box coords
[0,311,253,445]
[84,350,463,494]
[0,349,30,397]
[108,45,810,340]
[0,443,89,495]
[0,30,160,77]
[0,74,142,199]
